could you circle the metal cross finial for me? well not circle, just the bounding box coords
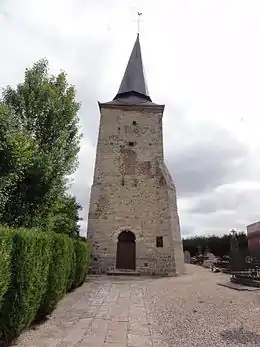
[137,12,142,35]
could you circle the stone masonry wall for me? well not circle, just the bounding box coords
[87,104,184,276]
[156,161,185,274]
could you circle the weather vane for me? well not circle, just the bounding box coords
[137,12,142,35]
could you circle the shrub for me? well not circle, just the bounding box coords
[37,234,73,317]
[0,229,52,345]
[66,237,76,292]
[73,241,90,288]
[0,228,14,310]
[0,228,90,346]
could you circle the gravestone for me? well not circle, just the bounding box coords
[184,250,191,264]
[203,252,216,268]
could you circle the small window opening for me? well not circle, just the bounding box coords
[133,121,137,125]
[156,236,163,248]
[133,179,138,187]
[121,177,125,186]
[128,141,134,147]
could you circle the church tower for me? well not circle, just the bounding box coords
[87,34,184,276]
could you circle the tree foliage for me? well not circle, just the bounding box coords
[182,232,248,257]
[46,194,82,239]
[0,59,82,234]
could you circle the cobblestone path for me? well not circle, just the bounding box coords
[14,265,260,347]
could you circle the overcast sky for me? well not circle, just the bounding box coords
[1,0,260,238]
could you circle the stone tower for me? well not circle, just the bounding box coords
[87,34,184,276]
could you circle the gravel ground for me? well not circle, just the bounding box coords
[144,264,260,347]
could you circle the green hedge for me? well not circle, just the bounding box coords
[0,228,90,346]
[67,237,76,292]
[37,234,73,318]
[0,229,13,309]
[0,229,52,344]
[73,241,90,288]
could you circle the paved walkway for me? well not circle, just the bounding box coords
[14,265,260,347]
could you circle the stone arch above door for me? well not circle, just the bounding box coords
[118,230,136,242]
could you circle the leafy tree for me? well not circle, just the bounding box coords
[0,59,81,230]
[47,194,82,239]
[0,104,34,223]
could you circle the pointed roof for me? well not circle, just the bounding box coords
[100,34,164,109]
[113,34,152,102]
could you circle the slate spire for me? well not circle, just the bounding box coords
[113,34,151,102]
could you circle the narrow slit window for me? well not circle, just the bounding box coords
[121,177,125,186]
[156,236,163,248]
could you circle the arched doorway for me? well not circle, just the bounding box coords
[116,230,136,270]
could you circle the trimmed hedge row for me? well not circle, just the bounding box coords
[0,230,13,308]
[0,227,90,346]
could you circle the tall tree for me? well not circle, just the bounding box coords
[43,194,82,239]
[0,104,35,224]
[0,59,81,229]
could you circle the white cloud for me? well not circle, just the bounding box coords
[1,0,260,237]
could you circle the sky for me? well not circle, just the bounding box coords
[1,0,260,238]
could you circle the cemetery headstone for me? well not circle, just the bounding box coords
[184,250,191,264]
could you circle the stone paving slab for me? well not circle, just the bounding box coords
[14,277,155,347]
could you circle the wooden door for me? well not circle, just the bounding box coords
[116,240,136,270]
